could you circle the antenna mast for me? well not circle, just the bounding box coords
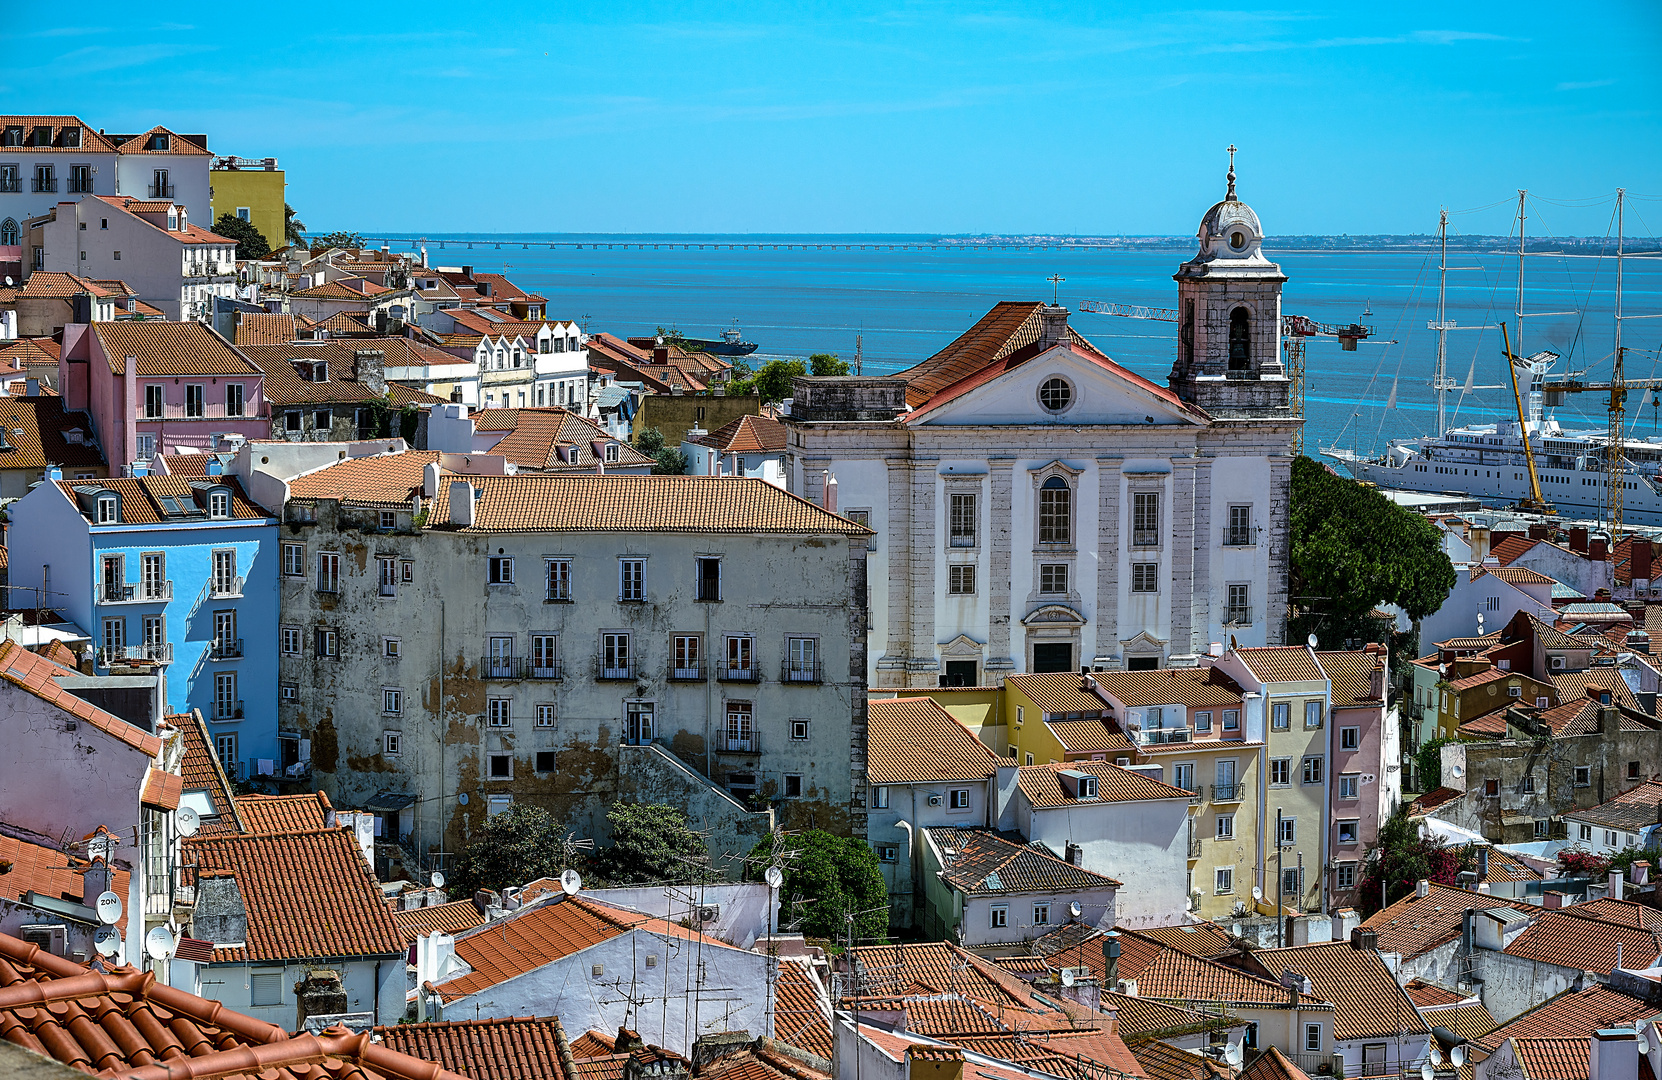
[1516,190,1527,365]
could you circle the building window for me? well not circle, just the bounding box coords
[1337,820,1359,845]
[990,905,1009,929]
[315,409,331,430]
[536,704,556,728]
[1039,563,1069,595]
[602,633,632,679]
[785,636,820,681]
[1194,711,1213,733]
[1579,823,1593,841]
[184,385,204,418]
[724,635,754,678]
[1131,563,1159,593]
[1270,757,1291,786]
[948,564,976,594]
[1225,583,1251,624]
[488,556,514,585]
[214,672,238,719]
[401,560,415,584]
[317,552,340,593]
[487,698,511,727]
[605,443,620,463]
[378,510,397,531]
[384,637,401,658]
[1026,753,1035,765]
[487,794,512,816]
[97,494,119,524]
[784,774,803,798]
[876,844,898,862]
[383,688,402,715]
[208,491,230,518]
[377,557,397,597]
[619,558,645,601]
[535,750,556,771]
[1336,863,1357,889]
[625,701,654,745]
[1132,491,1160,547]
[872,786,889,809]
[384,731,401,757]
[1629,761,1641,780]
[225,384,244,417]
[846,509,872,532]
[211,550,237,595]
[1038,477,1071,544]
[1230,308,1252,371]
[726,702,754,751]
[1216,814,1234,839]
[315,628,338,657]
[1215,868,1234,894]
[1339,774,1359,800]
[250,971,282,1008]
[1223,709,1240,731]
[671,634,703,679]
[488,754,512,779]
[1226,504,1254,546]
[145,385,164,419]
[1522,773,1535,793]
[1305,701,1323,729]
[1340,726,1360,751]
[1535,819,1552,839]
[1302,756,1324,785]
[1484,778,1499,797]
[214,733,238,773]
[530,635,559,678]
[285,411,301,433]
[949,789,970,810]
[281,683,297,702]
[1038,377,1072,412]
[282,543,304,577]
[1574,766,1591,787]
[136,434,155,460]
[281,626,300,654]
[949,494,976,547]
[1033,903,1051,926]
[696,557,721,601]
[545,558,571,600]
[1272,702,1290,730]
[1279,818,1297,846]
[791,718,810,741]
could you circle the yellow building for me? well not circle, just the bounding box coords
[1002,671,1132,766]
[868,685,1007,755]
[209,157,286,249]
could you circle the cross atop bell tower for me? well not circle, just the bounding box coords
[1226,144,1237,201]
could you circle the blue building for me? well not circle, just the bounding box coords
[8,460,280,777]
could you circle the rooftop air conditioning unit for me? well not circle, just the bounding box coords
[697,905,720,923]
[1551,656,1566,669]
[927,795,944,807]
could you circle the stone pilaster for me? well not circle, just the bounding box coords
[988,459,1015,673]
[877,456,913,687]
[908,461,939,687]
[1266,452,1293,645]
[1191,457,1214,655]
[1095,458,1121,664]
[1170,458,1197,654]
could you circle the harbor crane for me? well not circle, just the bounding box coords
[1077,301,1375,453]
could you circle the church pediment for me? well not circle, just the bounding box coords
[1121,630,1169,652]
[939,634,985,657]
[1022,604,1087,627]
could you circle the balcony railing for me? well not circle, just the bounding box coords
[102,582,175,604]
[481,655,526,680]
[209,576,245,598]
[670,662,706,681]
[99,643,172,665]
[66,178,93,194]
[1137,726,1192,746]
[0,177,20,193]
[781,661,823,684]
[721,737,759,754]
[214,700,244,721]
[32,178,57,193]
[149,183,174,198]
[1187,830,1202,858]
[1183,786,1203,804]
[1132,529,1160,547]
[1224,607,1254,626]
[598,660,634,680]
[530,661,564,680]
[1224,526,1259,547]
[1213,783,1244,802]
[316,576,340,594]
[719,665,760,683]
[210,638,243,660]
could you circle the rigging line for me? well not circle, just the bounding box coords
[1344,250,1431,451]
[1449,196,1521,216]
[1370,258,1432,450]
[1450,221,1514,431]
[1554,199,1619,376]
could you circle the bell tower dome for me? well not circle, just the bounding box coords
[1169,146,1291,419]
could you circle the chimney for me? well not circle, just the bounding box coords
[352,349,386,394]
[24,377,39,397]
[1417,879,1430,898]
[1543,890,1566,909]
[1633,542,1654,585]
[1369,653,1386,700]
[1038,305,1070,350]
[1610,870,1625,902]
[1102,931,1120,985]
[1333,909,1360,941]
[206,457,223,476]
[1571,527,1590,553]
[448,480,475,528]
[1590,1029,1639,1080]
[1633,861,1651,887]
[71,292,93,324]
[1591,538,1609,561]
[1478,846,1489,881]
[1279,970,1302,1007]
[1349,927,1379,951]
[461,265,473,280]
[423,461,441,498]
[1529,523,1552,540]
[294,969,348,1030]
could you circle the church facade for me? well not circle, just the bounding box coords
[783,174,1299,688]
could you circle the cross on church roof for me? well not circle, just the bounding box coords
[1047,274,1064,304]
[1226,144,1237,202]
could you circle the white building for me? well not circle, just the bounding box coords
[0,118,210,239]
[29,195,235,320]
[1563,779,1662,855]
[919,826,1118,946]
[683,414,789,486]
[1419,561,1557,650]
[784,173,1297,686]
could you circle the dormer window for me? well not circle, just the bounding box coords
[31,126,51,147]
[1078,776,1097,799]
[167,211,178,230]
[605,443,620,463]
[96,494,119,524]
[209,491,230,518]
[61,126,80,148]
[149,132,170,151]
[0,127,20,147]
[1600,690,1612,705]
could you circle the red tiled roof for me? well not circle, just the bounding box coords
[1128,1040,1235,1080]
[1232,647,1326,683]
[1489,536,1540,565]
[0,831,131,930]
[234,313,299,345]
[0,931,470,1080]
[1016,761,1192,808]
[1089,930,1328,1009]
[292,278,393,300]
[1359,883,1532,959]
[140,767,183,810]
[1474,984,1657,1053]
[186,827,405,963]
[1252,942,1428,1042]
[1503,906,1662,974]
[1089,667,1246,709]
[1508,1037,1592,1080]
[0,640,161,756]
[393,899,488,940]
[1565,780,1662,831]
[109,125,211,155]
[1239,1047,1310,1080]
[472,408,653,471]
[91,320,261,376]
[1407,787,1464,816]
[693,414,787,455]
[1403,980,1468,1008]
[896,302,1068,407]
[0,116,117,153]
[0,396,104,470]
[774,960,832,1060]
[1134,922,1237,958]
[375,1016,570,1080]
[236,791,333,833]
[287,450,440,506]
[175,710,242,835]
[924,827,1122,894]
[867,697,1006,785]
[1046,718,1133,753]
[57,474,268,526]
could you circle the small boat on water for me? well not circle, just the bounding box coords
[685,324,758,356]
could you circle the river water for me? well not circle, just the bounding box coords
[378,233,1662,456]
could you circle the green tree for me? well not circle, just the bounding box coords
[1289,456,1456,647]
[448,803,567,897]
[653,447,688,475]
[1357,809,1474,917]
[283,204,307,248]
[309,230,365,251]
[212,214,271,260]
[809,353,850,377]
[1415,736,1454,791]
[749,830,887,942]
[591,802,708,885]
[752,358,807,403]
[636,427,666,454]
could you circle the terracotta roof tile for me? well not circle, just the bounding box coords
[1474,984,1657,1053]
[1476,566,1556,585]
[0,396,103,470]
[91,320,261,376]
[287,450,440,506]
[1251,942,1428,1042]
[1128,1040,1236,1080]
[1548,671,1643,715]
[1406,788,1464,816]
[1565,780,1662,831]
[1360,883,1532,958]
[1134,923,1237,959]
[375,1016,570,1080]
[473,408,653,471]
[954,1029,1149,1079]
[700,1048,829,1080]
[924,827,1122,893]
[238,340,449,407]
[140,767,182,810]
[1090,668,1247,710]
[19,271,129,299]
[236,791,333,833]
[774,960,832,1060]
[1231,647,1326,684]
[895,302,1068,408]
[91,195,232,245]
[841,942,1045,1014]
[1503,907,1662,974]
[867,698,1006,785]
[1107,991,1238,1040]
[1006,672,1115,713]
[1316,651,1383,707]
[0,116,117,152]
[56,474,267,526]
[1490,536,1541,565]
[235,313,300,345]
[1046,718,1133,753]
[427,475,873,535]
[1015,761,1191,808]
[393,899,488,940]
[0,831,131,930]
[0,931,470,1080]
[1239,1047,1311,1080]
[1507,1037,1593,1079]
[110,125,211,154]
[693,415,787,455]
[0,640,162,756]
[1404,981,1469,1008]
[292,278,394,300]
[186,827,405,962]
[1430,1002,1499,1045]
[175,710,242,834]
[1091,930,1329,1009]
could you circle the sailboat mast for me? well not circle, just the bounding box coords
[1436,209,1450,437]
[1515,190,1527,371]
[1611,188,1626,536]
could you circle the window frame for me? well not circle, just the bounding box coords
[1269,758,1291,786]
[949,788,971,811]
[1039,562,1070,595]
[1304,700,1324,729]
[618,557,646,602]
[1130,562,1159,593]
[1131,491,1161,548]
[948,563,976,595]
[1340,726,1360,751]
[1215,867,1234,894]
[949,493,977,548]
[488,556,515,585]
[1038,476,1072,545]
[1302,756,1324,785]
[989,905,1009,929]
[545,557,572,601]
[1337,820,1359,846]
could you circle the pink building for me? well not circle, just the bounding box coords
[59,319,266,467]
[1319,645,1396,912]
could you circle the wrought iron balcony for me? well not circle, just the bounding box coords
[1187,830,1202,858]
[149,183,174,198]
[1132,529,1160,547]
[481,655,526,680]
[209,575,245,598]
[719,665,760,683]
[1136,726,1192,746]
[529,661,564,680]
[98,643,172,665]
[721,737,759,754]
[32,178,57,193]
[66,178,93,194]
[1212,783,1244,802]
[781,660,823,684]
[0,177,20,193]
[1224,525,1259,547]
[214,699,244,720]
[669,662,706,681]
[1225,607,1254,626]
[210,638,244,660]
[597,660,634,680]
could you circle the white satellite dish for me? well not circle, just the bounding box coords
[1420,1060,1434,1080]
[1223,1043,1243,1068]
[1069,900,1082,918]
[1307,633,1318,648]
[1428,1045,1442,1067]
[176,805,200,837]
[1060,968,1075,986]
[144,925,175,961]
[559,868,582,895]
[94,926,121,956]
[764,865,784,889]
[1451,764,1465,779]
[1450,1045,1467,1067]
[431,870,446,889]
[1251,886,1263,901]
[1638,1032,1651,1056]
[95,891,123,925]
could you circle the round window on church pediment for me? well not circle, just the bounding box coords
[1039,377,1073,413]
[1230,230,1247,251]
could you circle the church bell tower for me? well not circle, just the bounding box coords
[1169,147,1291,419]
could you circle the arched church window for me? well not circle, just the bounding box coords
[1229,307,1251,370]
[0,218,17,246]
[1039,476,1071,545]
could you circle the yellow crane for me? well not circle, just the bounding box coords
[1500,321,1554,516]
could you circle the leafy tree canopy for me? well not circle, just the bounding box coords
[283,204,307,248]
[636,427,666,454]
[653,447,688,475]
[309,230,365,251]
[752,359,807,403]
[1290,455,1456,646]
[1357,808,1474,917]
[1415,736,1455,792]
[809,353,850,377]
[748,830,887,942]
[448,803,566,897]
[212,214,270,260]
[591,802,709,885]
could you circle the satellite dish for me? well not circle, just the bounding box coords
[764,865,784,889]
[94,926,121,956]
[1450,1046,1467,1067]
[95,891,123,925]
[457,792,469,805]
[1307,633,1318,648]
[1069,900,1082,918]
[144,925,175,961]
[1061,969,1075,986]
[1224,1043,1244,1068]
[175,805,200,837]
[1428,1045,1442,1066]
[1251,886,1263,901]
[559,868,582,895]
[1638,1033,1651,1056]
[1420,1060,1434,1080]
[1451,764,1465,779]
[431,870,446,889]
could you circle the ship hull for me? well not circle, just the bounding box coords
[687,339,758,356]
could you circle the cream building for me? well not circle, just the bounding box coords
[784,173,1297,687]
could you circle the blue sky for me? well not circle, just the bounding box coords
[8,1,1659,235]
